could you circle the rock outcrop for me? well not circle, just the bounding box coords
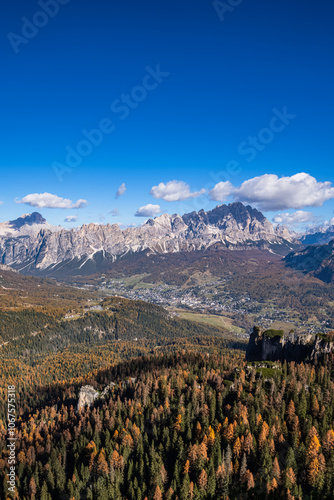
[246,327,334,363]
[77,385,99,410]
[0,203,300,276]
[77,378,134,410]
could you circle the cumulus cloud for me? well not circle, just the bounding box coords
[326,217,334,227]
[209,181,234,202]
[273,211,315,226]
[116,183,126,198]
[150,180,206,202]
[109,208,119,217]
[64,215,78,223]
[135,204,161,217]
[232,173,334,211]
[16,193,88,209]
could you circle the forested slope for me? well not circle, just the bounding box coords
[1,352,334,499]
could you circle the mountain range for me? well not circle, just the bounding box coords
[285,239,334,283]
[1,203,334,280]
[0,212,61,237]
[300,225,334,246]
[0,203,302,276]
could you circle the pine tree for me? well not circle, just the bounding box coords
[233,437,241,459]
[239,453,247,482]
[180,473,190,500]
[153,485,162,500]
[29,477,37,497]
[271,456,281,484]
[245,470,255,490]
[198,469,208,490]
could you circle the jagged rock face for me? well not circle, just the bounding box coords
[246,327,334,363]
[0,203,300,276]
[262,335,285,361]
[77,385,99,410]
[311,337,334,362]
[285,240,334,283]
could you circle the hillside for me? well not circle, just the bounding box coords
[71,247,334,332]
[1,350,334,499]
[0,293,244,399]
[0,266,95,310]
[285,240,334,283]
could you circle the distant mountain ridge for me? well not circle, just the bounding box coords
[300,225,334,246]
[285,239,334,283]
[0,203,300,276]
[0,211,61,237]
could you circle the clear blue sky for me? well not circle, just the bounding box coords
[1,0,333,229]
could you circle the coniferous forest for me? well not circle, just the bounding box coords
[1,310,334,499]
[1,272,334,499]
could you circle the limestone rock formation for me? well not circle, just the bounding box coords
[246,327,334,363]
[77,385,99,410]
[0,203,300,276]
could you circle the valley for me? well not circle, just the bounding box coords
[1,206,334,500]
[69,248,334,335]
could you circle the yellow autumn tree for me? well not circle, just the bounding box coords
[233,437,241,458]
[208,426,215,446]
[258,421,269,450]
[153,485,162,500]
[97,448,109,475]
[174,414,182,432]
[225,423,234,442]
[272,456,281,483]
[322,429,334,454]
[308,457,319,486]
[245,470,255,490]
[307,435,320,461]
[198,469,208,490]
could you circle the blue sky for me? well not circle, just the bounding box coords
[1,0,333,230]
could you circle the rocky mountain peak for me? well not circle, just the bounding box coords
[10,212,47,229]
[0,203,301,276]
[0,212,61,238]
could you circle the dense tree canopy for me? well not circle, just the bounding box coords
[1,351,334,499]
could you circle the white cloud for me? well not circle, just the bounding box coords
[273,211,315,226]
[323,217,334,227]
[135,204,161,217]
[16,193,88,209]
[232,173,334,211]
[150,180,206,202]
[116,183,126,198]
[64,215,78,223]
[109,208,119,217]
[209,181,234,202]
